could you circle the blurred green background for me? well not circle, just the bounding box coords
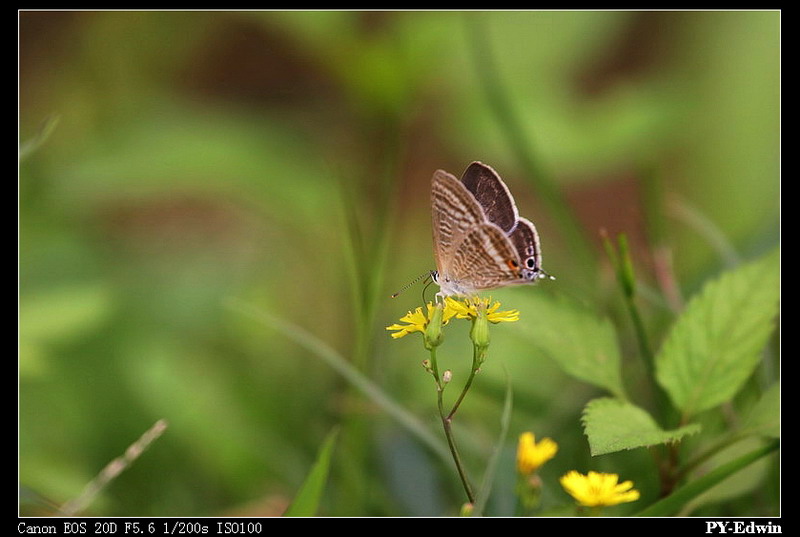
[19,11,779,517]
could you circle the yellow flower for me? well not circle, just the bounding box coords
[386,301,457,339]
[445,297,520,323]
[516,432,558,475]
[559,471,640,507]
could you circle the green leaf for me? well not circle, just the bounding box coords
[283,428,339,517]
[515,292,626,399]
[740,383,780,439]
[655,248,779,418]
[582,398,700,456]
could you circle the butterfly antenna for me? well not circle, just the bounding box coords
[391,271,434,298]
[421,276,437,303]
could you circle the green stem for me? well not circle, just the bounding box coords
[429,347,476,504]
[677,430,752,482]
[588,505,604,517]
[440,403,476,505]
[514,495,524,517]
[636,439,779,517]
[446,348,480,421]
[659,442,681,498]
[624,294,654,375]
[601,233,659,387]
[602,233,682,496]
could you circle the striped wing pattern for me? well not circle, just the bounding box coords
[431,169,489,274]
[431,162,548,296]
[447,222,521,290]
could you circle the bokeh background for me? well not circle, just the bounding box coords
[19,11,779,517]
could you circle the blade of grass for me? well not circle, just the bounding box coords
[330,145,400,515]
[634,439,779,516]
[20,114,60,161]
[601,232,654,377]
[59,419,168,516]
[283,427,339,517]
[225,297,450,463]
[471,367,514,516]
[668,197,742,269]
[640,164,685,312]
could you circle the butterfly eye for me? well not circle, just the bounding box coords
[526,257,536,269]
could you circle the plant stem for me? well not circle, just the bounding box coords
[635,439,779,517]
[429,346,476,504]
[60,419,168,516]
[624,293,655,375]
[440,403,476,505]
[602,232,683,496]
[677,430,751,481]
[446,348,480,422]
[602,233,657,383]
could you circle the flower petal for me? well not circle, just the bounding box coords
[560,470,640,507]
[517,432,558,475]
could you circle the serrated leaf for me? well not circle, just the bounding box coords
[283,428,339,517]
[740,383,780,439]
[655,249,779,419]
[582,398,700,456]
[515,293,626,399]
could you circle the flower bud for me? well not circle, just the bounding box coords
[423,301,445,349]
[469,304,490,363]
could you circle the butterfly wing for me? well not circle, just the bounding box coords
[446,222,524,292]
[508,217,544,280]
[460,161,519,234]
[431,164,550,295]
[431,169,488,275]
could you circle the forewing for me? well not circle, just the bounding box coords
[460,161,519,234]
[431,169,487,273]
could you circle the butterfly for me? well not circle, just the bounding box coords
[431,161,553,297]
